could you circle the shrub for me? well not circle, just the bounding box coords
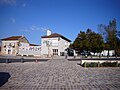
[81,62,120,67]
[82,62,98,67]
[118,63,120,67]
[101,62,118,67]
[89,62,98,67]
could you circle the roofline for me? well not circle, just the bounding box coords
[1,36,22,41]
[30,44,40,46]
[41,33,71,42]
[1,36,30,44]
[19,36,30,44]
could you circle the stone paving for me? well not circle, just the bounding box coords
[0,59,120,90]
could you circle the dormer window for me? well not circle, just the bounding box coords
[9,43,12,46]
[12,43,15,46]
[3,43,6,47]
[58,37,60,41]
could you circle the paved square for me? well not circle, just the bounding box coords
[0,59,120,90]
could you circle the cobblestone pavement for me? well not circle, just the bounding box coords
[0,59,120,90]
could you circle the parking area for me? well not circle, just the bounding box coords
[0,59,120,90]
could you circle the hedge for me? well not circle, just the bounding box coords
[81,61,120,67]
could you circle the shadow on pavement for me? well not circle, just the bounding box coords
[0,58,49,63]
[0,72,11,87]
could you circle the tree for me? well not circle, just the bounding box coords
[116,37,120,56]
[70,29,104,55]
[86,29,104,54]
[98,19,120,56]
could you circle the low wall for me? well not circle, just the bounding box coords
[81,60,120,64]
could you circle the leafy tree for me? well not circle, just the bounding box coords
[116,37,120,56]
[70,29,104,54]
[98,19,120,56]
[86,29,104,53]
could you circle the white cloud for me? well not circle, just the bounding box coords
[0,0,27,7]
[21,25,50,33]
[0,0,16,6]
[10,17,16,23]
[22,2,26,7]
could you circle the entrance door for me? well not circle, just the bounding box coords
[53,49,58,55]
[8,49,11,54]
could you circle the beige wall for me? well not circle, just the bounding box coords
[19,37,29,43]
[1,40,19,55]
[41,37,70,56]
[1,37,30,56]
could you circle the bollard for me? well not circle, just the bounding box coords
[84,62,86,68]
[116,61,118,67]
[36,57,38,63]
[65,55,67,59]
[98,62,100,67]
[74,56,76,59]
[91,55,92,58]
[21,58,24,63]
[80,59,82,65]
[6,58,9,64]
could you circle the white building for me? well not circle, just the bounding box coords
[101,50,115,56]
[1,30,71,57]
[1,36,41,56]
[41,30,71,56]
[1,36,29,55]
[90,50,115,56]
[19,44,41,56]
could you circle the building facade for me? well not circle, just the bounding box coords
[1,36,41,56]
[1,30,71,57]
[18,44,41,56]
[1,36,29,55]
[41,30,71,56]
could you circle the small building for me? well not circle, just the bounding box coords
[41,30,71,56]
[18,44,41,56]
[1,35,29,56]
[101,50,115,56]
[1,36,41,56]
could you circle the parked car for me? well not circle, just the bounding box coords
[65,48,74,56]
[80,50,91,56]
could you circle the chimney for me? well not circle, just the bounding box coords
[22,35,24,37]
[47,30,51,36]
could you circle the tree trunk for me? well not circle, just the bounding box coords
[107,50,109,58]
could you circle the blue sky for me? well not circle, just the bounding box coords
[0,0,120,44]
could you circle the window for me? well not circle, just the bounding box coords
[4,43,6,46]
[58,37,60,41]
[52,40,58,46]
[53,49,58,55]
[43,40,52,46]
[9,43,12,46]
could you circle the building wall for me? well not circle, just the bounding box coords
[1,40,19,55]
[41,37,70,56]
[101,50,115,56]
[18,46,41,56]
[90,50,115,56]
[41,38,51,55]
[1,37,30,56]
[58,37,70,55]
[19,37,29,43]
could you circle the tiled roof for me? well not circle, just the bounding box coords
[30,44,40,46]
[1,36,22,41]
[41,33,71,42]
